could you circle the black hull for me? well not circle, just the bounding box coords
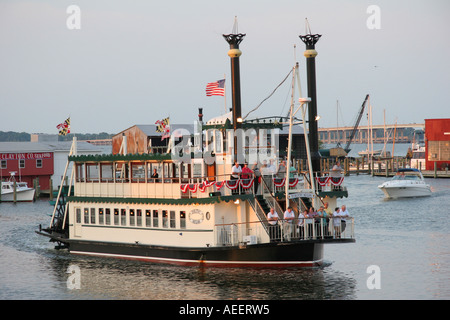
[66,239,326,268]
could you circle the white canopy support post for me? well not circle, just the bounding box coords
[294,65,316,208]
[285,64,297,210]
[49,137,77,228]
[62,162,75,228]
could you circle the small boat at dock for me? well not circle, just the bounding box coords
[1,173,35,202]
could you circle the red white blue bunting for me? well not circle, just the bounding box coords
[315,176,344,186]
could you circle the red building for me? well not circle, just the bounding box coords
[425,118,450,171]
[0,143,54,191]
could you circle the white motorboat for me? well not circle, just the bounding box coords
[378,168,431,198]
[1,180,35,202]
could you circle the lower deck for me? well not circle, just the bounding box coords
[65,199,354,249]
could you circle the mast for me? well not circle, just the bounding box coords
[299,22,322,174]
[223,17,246,163]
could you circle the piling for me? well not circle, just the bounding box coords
[13,180,17,203]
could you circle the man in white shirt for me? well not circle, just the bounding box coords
[339,205,349,233]
[283,206,295,241]
[230,161,242,194]
[231,161,242,179]
[267,208,280,241]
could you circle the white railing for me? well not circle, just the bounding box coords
[214,218,354,246]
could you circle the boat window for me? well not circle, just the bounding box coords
[147,162,161,182]
[84,208,89,224]
[114,208,119,225]
[413,152,425,159]
[162,210,168,228]
[99,208,104,225]
[86,164,99,182]
[136,209,142,226]
[180,211,186,229]
[1,160,6,169]
[131,163,145,183]
[153,210,159,227]
[90,208,96,224]
[180,163,190,183]
[193,163,202,177]
[145,210,152,227]
[170,210,176,228]
[101,163,113,182]
[164,162,175,183]
[129,209,135,226]
[76,164,85,182]
[76,208,81,224]
[213,130,222,153]
[105,208,111,225]
[115,163,129,182]
[121,209,126,226]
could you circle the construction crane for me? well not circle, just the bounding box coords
[320,94,369,158]
[343,94,370,153]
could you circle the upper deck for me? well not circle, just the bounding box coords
[68,153,347,203]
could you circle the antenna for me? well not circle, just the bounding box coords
[232,16,239,34]
[305,18,312,34]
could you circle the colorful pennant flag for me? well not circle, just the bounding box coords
[57,117,71,136]
[206,79,225,96]
[155,117,170,140]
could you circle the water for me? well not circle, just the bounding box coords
[0,175,449,301]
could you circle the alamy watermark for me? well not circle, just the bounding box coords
[366,265,381,290]
[66,5,81,30]
[66,264,81,290]
[366,5,381,30]
[170,124,280,166]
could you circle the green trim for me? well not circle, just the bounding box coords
[69,153,172,162]
[67,193,255,205]
[68,196,221,205]
[317,190,348,199]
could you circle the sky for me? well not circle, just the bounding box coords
[1,0,449,135]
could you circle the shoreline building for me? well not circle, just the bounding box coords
[0,137,105,193]
[425,118,450,171]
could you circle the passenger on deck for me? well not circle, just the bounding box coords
[297,209,307,239]
[316,206,328,237]
[241,163,253,181]
[330,161,344,191]
[332,207,342,238]
[267,208,280,241]
[283,206,295,241]
[324,202,333,236]
[230,161,242,180]
[151,169,159,182]
[277,160,287,179]
[306,207,316,239]
[339,205,350,233]
[230,161,242,194]
[251,162,261,194]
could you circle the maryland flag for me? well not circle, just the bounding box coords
[155,117,170,140]
[57,117,71,136]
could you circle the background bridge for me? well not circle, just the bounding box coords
[318,123,424,145]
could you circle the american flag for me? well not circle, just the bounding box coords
[206,79,225,96]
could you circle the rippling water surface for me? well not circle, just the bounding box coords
[0,174,449,300]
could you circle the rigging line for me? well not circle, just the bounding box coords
[279,78,293,118]
[242,68,293,120]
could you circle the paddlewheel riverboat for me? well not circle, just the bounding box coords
[37,27,355,267]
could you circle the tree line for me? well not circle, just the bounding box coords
[0,131,113,142]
